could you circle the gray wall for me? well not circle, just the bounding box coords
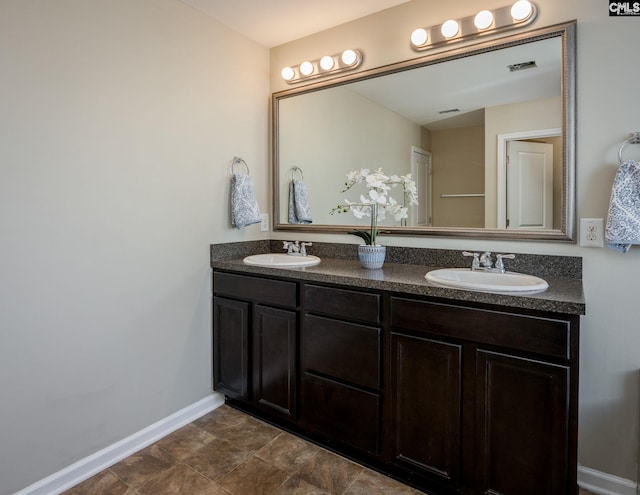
[271,0,640,484]
[0,1,269,493]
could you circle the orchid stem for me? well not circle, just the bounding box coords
[370,203,377,246]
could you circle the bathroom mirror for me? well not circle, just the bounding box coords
[273,21,576,241]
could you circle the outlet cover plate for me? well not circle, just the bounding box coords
[260,213,269,232]
[579,218,604,247]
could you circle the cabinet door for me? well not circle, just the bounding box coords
[213,296,249,400]
[476,350,570,495]
[390,333,462,485]
[253,305,297,420]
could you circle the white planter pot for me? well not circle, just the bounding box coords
[358,245,386,269]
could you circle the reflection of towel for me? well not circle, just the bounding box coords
[231,173,261,229]
[605,160,640,252]
[288,178,313,224]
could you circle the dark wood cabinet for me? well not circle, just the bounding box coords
[302,373,381,454]
[252,305,297,419]
[212,269,579,495]
[213,296,249,400]
[475,350,571,495]
[389,332,462,489]
[389,296,578,495]
[301,284,382,455]
[212,272,298,421]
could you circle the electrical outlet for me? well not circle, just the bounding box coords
[579,218,604,247]
[260,213,269,232]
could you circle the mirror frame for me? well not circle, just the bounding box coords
[272,21,576,241]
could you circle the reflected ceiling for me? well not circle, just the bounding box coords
[348,37,561,130]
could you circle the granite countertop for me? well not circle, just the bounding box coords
[211,256,585,316]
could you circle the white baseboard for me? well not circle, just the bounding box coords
[14,393,224,495]
[579,464,638,495]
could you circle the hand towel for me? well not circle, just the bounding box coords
[231,173,262,229]
[288,178,313,224]
[605,159,640,252]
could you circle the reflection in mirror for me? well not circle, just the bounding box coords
[273,22,575,241]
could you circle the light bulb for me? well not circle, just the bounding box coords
[299,61,314,76]
[281,66,295,81]
[341,49,358,66]
[474,10,494,30]
[320,55,335,71]
[511,0,533,21]
[441,20,459,38]
[410,28,428,46]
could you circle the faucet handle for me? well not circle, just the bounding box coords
[462,251,481,270]
[495,253,516,272]
[300,242,312,256]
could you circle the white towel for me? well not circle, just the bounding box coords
[288,178,313,224]
[605,160,640,252]
[231,173,262,229]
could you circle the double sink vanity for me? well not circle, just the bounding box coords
[211,240,584,495]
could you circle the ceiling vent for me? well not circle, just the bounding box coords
[508,60,537,72]
[438,108,460,114]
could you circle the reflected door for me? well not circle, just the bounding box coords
[506,141,553,229]
[411,146,432,226]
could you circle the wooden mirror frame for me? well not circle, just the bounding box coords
[272,21,576,241]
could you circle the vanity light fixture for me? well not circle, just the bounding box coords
[319,55,335,71]
[280,49,363,84]
[341,49,359,66]
[511,0,534,21]
[474,10,494,30]
[410,1,537,51]
[440,19,460,38]
[410,28,428,46]
[299,61,314,76]
[281,66,295,81]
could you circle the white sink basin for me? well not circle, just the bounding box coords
[425,268,548,292]
[243,253,321,268]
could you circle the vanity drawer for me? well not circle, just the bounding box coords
[303,284,381,324]
[390,297,571,360]
[301,372,380,455]
[303,314,381,390]
[214,272,297,308]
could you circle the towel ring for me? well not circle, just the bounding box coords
[618,132,640,164]
[290,166,304,180]
[231,157,250,175]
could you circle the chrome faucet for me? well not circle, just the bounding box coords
[480,251,493,270]
[283,240,313,256]
[463,251,516,273]
[283,240,300,254]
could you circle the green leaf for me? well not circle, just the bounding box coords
[349,230,372,245]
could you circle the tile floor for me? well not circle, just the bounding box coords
[63,404,599,495]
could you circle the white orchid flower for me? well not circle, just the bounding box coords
[394,207,409,221]
[352,208,366,219]
[332,167,420,243]
[369,189,387,204]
